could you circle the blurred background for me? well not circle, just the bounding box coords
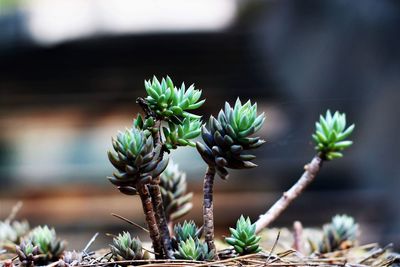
[1,0,399,250]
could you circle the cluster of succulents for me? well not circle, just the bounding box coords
[313,110,354,160]
[159,161,193,222]
[108,127,169,195]
[197,98,265,179]
[0,220,30,248]
[314,214,359,253]
[16,225,66,266]
[110,232,149,262]
[144,76,205,122]
[172,221,214,261]
[225,216,262,255]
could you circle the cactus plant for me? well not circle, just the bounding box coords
[110,232,149,262]
[196,98,265,254]
[225,216,262,255]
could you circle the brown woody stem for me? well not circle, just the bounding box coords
[203,165,218,259]
[255,156,323,233]
[137,183,164,259]
[149,184,174,259]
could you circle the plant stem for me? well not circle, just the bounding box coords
[137,183,164,259]
[255,156,323,233]
[203,165,218,259]
[149,184,174,259]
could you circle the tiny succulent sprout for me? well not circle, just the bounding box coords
[225,216,262,255]
[110,232,149,262]
[144,76,205,123]
[197,98,265,179]
[27,225,66,262]
[317,214,359,253]
[133,114,156,136]
[174,236,214,261]
[159,161,193,222]
[107,126,169,195]
[313,110,354,160]
[16,241,40,267]
[163,117,202,150]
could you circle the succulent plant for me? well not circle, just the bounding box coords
[163,118,202,150]
[28,225,66,262]
[59,250,82,267]
[197,98,265,179]
[225,216,262,255]
[174,236,214,261]
[16,241,40,267]
[312,110,354,160]
[159,161,193,222]
[133,114,156,136]
[110,232,148,262]
[144,76,205,123]
[173,221,201,246]
[0,220,29,246]
[316,214,359,253]
[107,126,169,195]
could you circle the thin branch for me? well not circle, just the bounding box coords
[5,201,23,223]
[267,230,281,263]
[111,213,149,233]
[255,156,323,233]
[82,232,99,253]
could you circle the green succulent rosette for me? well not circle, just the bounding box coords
[110,232,149,261]
[174,236,214,261]
[144,76,205,123]
[159,161,193,222]
[163,117,202,150]
[313,110,354,160]
[196,98,265,179]
[315,214,359,253]
[25,226,66,262]
[225,216,262,255]
[16,241,41,267]
[107,126,169,195]
[172,221,201,248]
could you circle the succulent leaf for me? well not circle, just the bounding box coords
[313,110,354,160]
[225,216,262,255]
